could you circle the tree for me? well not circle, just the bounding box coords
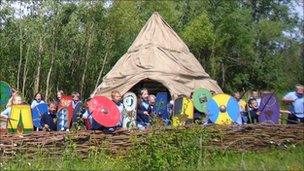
[0,0,302,101]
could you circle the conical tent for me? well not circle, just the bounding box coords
[91,12,222,98]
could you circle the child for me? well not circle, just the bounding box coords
[111,90,123,129]
[54,90,64,106]
[166,95,177,126]
[40,102,57,131]
[1,95,23,118]
[31,92,46,109]
[6,89,19,108]
[137,88,151,130]
[246,98,259,124]
[81,100,93,130]
[248,90,261,108]
[233,91,246,124]
[148,94,156,117]
[0,95,23,132]
[111,90,123,114]
[71,91,81,109]
[167,94,175,116]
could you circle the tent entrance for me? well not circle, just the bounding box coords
[129,79,170,97]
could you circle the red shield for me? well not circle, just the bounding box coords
[88,96,121,127]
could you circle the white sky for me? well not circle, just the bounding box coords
[292,1,303,19]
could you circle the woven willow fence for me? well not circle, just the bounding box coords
[0,124,303,160]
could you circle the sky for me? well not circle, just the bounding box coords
[291,1,303,20]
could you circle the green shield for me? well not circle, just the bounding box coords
[192,88,212,113]
[0,81,11,106]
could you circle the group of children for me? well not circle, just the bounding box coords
[1,84,303,133]
[0,88,159,132]
[0,90,81,131]
[232,84,304,125]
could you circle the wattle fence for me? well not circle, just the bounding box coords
[0,124,303,160]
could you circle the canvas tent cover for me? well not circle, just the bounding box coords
[91,12,222,98]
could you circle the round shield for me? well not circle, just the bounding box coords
[31,103,48,128]
[258,93,280,124]
[192,88,212,113]
[0,81,11,106]
[88,96,121,127]
[123,92,137,112]
[207,93,240,125]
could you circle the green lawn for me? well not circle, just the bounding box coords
[1,141,303,170]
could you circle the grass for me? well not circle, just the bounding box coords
[1,145,303,170]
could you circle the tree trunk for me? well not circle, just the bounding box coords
[45,41,57,102]
[17,25,23,91]
[80,24,94,96]
[22,45,31,96]
[34,37,43,95]
[251,0,259,22]
[210,37,216,77]
[221,61,225,89]
[95,52,108,89]
[34,3,44,95]
[300,2,304,72]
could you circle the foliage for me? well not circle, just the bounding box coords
[182,12,215,55]
[0,0,303,102]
